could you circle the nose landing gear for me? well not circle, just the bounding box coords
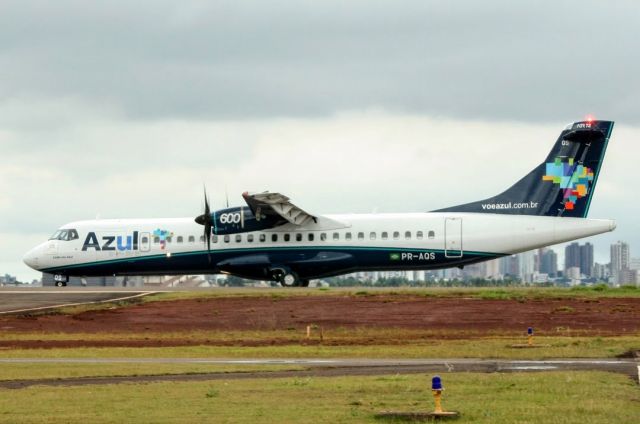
[53,274,68,287]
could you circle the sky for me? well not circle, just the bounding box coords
[1,0,639,281]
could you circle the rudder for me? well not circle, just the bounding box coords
[435,120,614,218]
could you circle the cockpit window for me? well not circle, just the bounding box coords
[49,230,64,240]
[48,229,79,241]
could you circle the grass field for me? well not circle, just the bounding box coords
[45,284,640,316]
[138,285,640,302]
[0,371,637,423]
[1,334,638,361]
[0,363,303,381]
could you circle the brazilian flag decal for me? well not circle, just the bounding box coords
[389,253,401,261]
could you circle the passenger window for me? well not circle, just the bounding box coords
[154,236,160,243]
[259,234,266,242]
[284,234,290,242]
[370,232,376,240]
[141,236,149,244]
[381,232,388,240]
[358,232,364,240]
[417,231,423,240]
[188,236,195,243]
[393,232,399,240]
[166,237,172,243]
[333,232,339,240]
[247,234,254,242]
[235,234,242,243]
[345,232,352,241]
[212,235,218,243]
[308,233,315,242]
[272,234,278,242]
[200,235,205,243]
[405,231,411,240]
[224,235,230,243]
[428,231,435,239]
[320,233,327,241]
[296,233,302,242]
[177,236,183,243]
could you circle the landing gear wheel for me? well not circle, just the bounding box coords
[300,280,310,287]
[281,273,297,287]
[55,281,67,287]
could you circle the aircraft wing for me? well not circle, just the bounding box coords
[242,192,318,226]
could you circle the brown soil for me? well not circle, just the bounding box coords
[1,295,639,349]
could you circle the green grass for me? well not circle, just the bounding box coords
[0,371,637,423]
[30,285,640,317]
[0,363,302,381]
[137,285,640,304]
[0,335,638,360]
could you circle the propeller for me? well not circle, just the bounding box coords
[194,188,213,263]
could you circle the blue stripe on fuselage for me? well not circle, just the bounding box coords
[41,245,504,278]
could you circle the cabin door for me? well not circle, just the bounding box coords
[444,218,463,258]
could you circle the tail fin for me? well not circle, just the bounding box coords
[435,120,614,218]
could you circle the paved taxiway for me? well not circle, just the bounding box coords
[1,358,637,389]
[0,288,152,314]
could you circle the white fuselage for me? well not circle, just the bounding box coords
[23,212,615,280]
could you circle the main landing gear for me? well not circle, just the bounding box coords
[271,268,309,287]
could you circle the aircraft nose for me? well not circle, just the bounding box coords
[23,247,40,270]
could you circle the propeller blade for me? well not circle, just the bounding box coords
[195,187,213,264]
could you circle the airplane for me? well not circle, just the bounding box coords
[24,119,616,287]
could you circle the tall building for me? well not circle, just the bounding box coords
[538,248,558,277]
[564,242,593,277]
[484,258,501,279]
[610,241,630,285]
[565,243,581,273]
[580,242,594,277]
[518,250,536,283]
[499,255,520,278]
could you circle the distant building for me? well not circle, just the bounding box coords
[580,243,594,277]
[538,248,558,278]
[499,255,520,279]
[593,262,609,281]
[518,250,535,283]
[610,241,630,285]
[0,274,17,285]
[564,242,594,278]
[565,243,581,273]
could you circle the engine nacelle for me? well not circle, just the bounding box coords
[211,206,284,235]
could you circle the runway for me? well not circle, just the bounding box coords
[1,358,637,389]
[0,288,153,314]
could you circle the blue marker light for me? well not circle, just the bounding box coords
[527,327,534,335]
[432,375,443,391]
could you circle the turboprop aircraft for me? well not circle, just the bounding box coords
[24,119,616,287]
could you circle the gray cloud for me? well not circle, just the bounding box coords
[1,1,639,123]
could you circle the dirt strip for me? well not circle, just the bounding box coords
[1,295,639,345]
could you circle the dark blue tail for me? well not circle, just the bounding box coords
[435,120,614,218]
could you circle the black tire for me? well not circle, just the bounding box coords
[281,273,297,287]
[55,281,66,287]
[300,280,310,287]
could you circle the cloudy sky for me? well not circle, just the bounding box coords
[2,0,639,280]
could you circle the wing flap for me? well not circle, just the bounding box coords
[243,191,317,226]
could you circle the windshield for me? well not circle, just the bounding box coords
[48,229,79,241]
